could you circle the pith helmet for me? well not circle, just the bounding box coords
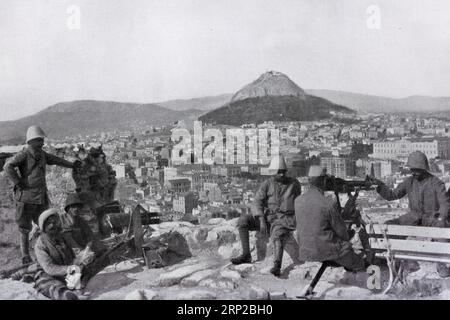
[308,165,326,178]
[406,151,430,171]
[268,155,288,172]
[26,125,46,143]
[38,208,58,230]
[64,193,84,212]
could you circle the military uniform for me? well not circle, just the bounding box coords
[377,173,450,227]
[32,210,111,300]
[5,147,74,231]
[60,214,96,251]
[253,176,301,242]
[5,146,74,262]
[97,162,117,203]
[34,232,109,300]
[232,176,302,273]
[60,192,107,254]
[376,171,450,277]
[295,185,365,271]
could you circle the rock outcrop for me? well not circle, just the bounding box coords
[231,71,306,102]
[1,216,449,300]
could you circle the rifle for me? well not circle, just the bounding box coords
[0,262,36,279]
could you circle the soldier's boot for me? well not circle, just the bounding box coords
[20,232,32,264]
[231,227,252,265]
[270,240,283,277]
[284,234,302,264]
[255,232,268,261]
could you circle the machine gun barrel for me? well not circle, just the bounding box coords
[324,175,376,193]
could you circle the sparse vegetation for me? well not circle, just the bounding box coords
[199,95,353,126]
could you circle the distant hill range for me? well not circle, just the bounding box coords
[2,72,450,144]
[157,94,233,111]
[0,100,203,144]
[161,88,450,115]
[199,71,354,125]
[305,90,450,114]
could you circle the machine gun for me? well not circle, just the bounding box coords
[323,175,376,194]
[321,174,377,212]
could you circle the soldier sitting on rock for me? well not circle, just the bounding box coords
[33,208,111,300]
[295,166,372,273]
[59,193,106,255]
[231,155,302,277]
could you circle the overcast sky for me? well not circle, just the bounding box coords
[1,0,450,120]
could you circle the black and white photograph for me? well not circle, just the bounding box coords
[1,0,450,305]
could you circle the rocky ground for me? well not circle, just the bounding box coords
[1,170,449,300]
[1,216,450,300]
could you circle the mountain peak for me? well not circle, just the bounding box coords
[231,71,306,102]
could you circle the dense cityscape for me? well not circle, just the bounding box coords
[15,111,450,226]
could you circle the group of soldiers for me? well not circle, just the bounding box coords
[3,124,450,300]
[231,151,450,279]
[2,126,119,300]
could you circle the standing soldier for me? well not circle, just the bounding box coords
[368,151,450,277]
[231,155,301,277]
[96,149,117,203]
[4,126,80,264]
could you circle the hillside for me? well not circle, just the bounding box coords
[306,89,450,114]
[0,100,202,143]
[198,71,354,126]
[199,94,353,126]
[158,94,233,111]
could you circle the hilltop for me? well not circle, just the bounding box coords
[199,72,354,125]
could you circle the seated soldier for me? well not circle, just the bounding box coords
[295,166,371,272]
[34,209,111,300]
[368,151,450,277]
[59,193,106,255]
[231,155,301,277]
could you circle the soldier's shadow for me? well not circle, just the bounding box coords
[85,264,143,299]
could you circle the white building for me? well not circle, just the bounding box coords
[372,138,450,160]
[164,167,178,186]
[114,164,126,178]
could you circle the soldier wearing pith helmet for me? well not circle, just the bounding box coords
[231,154,302,277]
[4,126,81,264]
[368,150,450,277]
[295,165,368,271]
